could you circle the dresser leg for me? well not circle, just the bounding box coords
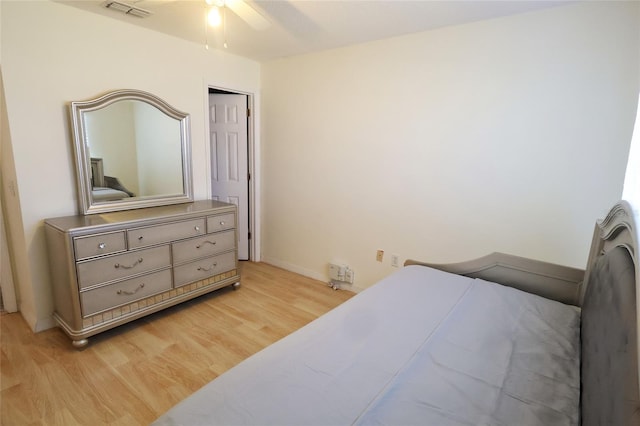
[232,282,241,290]
[72,338,89,349]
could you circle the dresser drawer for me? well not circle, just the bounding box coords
[80,269,172,317]
[172,230,236,264]
[74,231,126,260]
[207,213,235,233]
[173,250,236,287]
[77,245,171,289]
[128,218,206,249]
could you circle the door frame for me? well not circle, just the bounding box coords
[204,84,260,262]
[0,199,18,313]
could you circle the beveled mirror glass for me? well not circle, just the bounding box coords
[70,89,193,214]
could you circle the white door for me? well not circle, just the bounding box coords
[209,93,249,260]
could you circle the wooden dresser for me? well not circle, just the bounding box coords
[44,200,240,348]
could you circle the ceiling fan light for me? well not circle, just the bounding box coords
[208,6,222,27]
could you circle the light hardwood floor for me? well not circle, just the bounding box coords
[0,262,354,425]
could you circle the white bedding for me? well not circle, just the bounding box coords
[153,265,580,426]
[91,187,129,201]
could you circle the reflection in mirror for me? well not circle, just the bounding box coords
[70,90,193,214]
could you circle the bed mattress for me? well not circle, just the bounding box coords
[153,265,581,426]
[91,187,130,202]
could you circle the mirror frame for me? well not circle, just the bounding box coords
[70,89,193,215]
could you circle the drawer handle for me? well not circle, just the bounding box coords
[194,225,201,232]
[138,236,143,241]
[219,221,225,226]
[114,258,143,269]
[196,240,217,249]
[98,243,106,249]
[197,262,218,272]
[117,283,145,296]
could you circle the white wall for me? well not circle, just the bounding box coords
[1,0,260,331]
[1,68,21,314]
[135,103,184,196]
[261,1,640,291]
[87,102,139,193]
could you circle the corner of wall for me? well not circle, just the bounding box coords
[34,316,57,333]
[0,66,38,331]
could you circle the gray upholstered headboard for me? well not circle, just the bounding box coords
[581,246,639,425]
[580,201,640,425]
[405,201,640,424]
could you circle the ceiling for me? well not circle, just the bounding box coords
[58,0,575,62]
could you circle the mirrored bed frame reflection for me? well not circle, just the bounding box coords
[154,201,640,426]
[90,157,135,202]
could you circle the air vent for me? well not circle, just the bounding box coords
[103,1,152,18]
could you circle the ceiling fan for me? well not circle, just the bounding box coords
[131,0,271,31]
[207,0,271,31]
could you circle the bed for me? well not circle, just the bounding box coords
[91,186,131,202]
[90,157,135,201]
[153,201,640,426]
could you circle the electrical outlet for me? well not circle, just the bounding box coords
[391,254,399,268]
[376,250,384,262]
[329,263,347,281]
[345,268,355,284]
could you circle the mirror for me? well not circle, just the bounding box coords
[70,89,193,214]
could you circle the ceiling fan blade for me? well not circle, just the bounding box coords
[226,0,271,31]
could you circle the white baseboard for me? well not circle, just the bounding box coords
[262,257,326,282]
[261,257,364,293]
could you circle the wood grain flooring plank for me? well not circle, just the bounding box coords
[1,262,354,425]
